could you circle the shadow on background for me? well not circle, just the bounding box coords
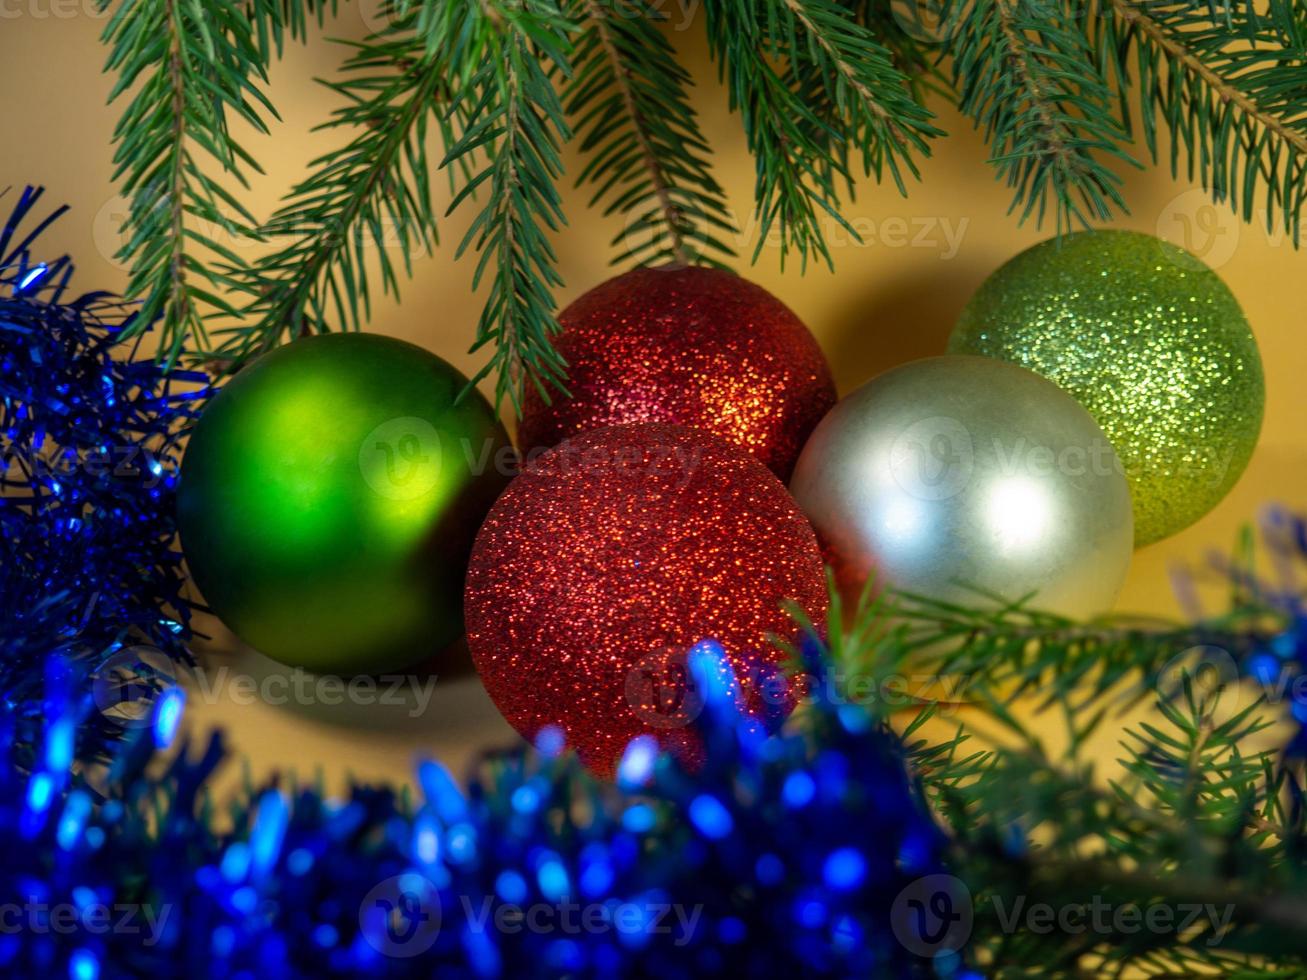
[188,619,492,738]
[823,262,992,393]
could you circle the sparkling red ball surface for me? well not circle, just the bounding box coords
[464,422,829,777]
[517,266,837,481]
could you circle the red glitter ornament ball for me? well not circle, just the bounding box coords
[518,266,837,481]
[465,422,828,777]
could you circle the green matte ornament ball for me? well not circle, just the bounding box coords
[949,230,1264,546]
[178,334,510,675]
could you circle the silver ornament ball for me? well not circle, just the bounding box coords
[790,356,1134,619]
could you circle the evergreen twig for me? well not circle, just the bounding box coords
[1100,0,1307,243]
[216,15,470,364]
[704,0,940,268]
[443,0,574,412]
[100,0,331,365]
[946,0,1136,230]
[565,0,736,268]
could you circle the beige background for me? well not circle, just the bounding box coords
[2,11,1303,789]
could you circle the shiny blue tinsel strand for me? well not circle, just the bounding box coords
[0,186,207,763]
[0,643,958,978]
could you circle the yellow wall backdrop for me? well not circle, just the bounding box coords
[2,12,1303,788]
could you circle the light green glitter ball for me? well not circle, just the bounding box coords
[949,230,1264,547]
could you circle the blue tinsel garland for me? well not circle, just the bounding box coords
[0,640,964,980]
[0,187,207,762]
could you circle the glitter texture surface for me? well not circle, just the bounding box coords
[949,230,1265,546]
[518,266,837,481]
[464,422,828,777]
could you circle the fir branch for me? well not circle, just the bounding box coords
[565,0,735,268]
[100,0,329,366]
[843,0,946,100]
[937,696,1307,973]
[854,588,1278,715]
[704,0,939,268]
[216,17,469,364]
[783,0,937,187]
[812,548,1307,974]
[1100,0,1307,243]
[1116,683,1278,833]
[946,0,1135,230]
[101,0,266,363]
[443,1,573,413]
[243,0,337,59]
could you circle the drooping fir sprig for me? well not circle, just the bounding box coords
[704,0,940,268]
[1099,0,1307,242]
[942,0,1307,238]
[216,14,466,364]
[565,0,736,270]
[940,709,1307,974]
[808,509,1307,976]
[919,670,1307,975]
[98,0,1307,404]
[443,0,575,412]
[945,0,1134,231]
[98,0,336,366]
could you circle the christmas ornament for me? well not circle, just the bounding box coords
[948,229,1264,546]
[517,265,836,481]
[179,333,510,675]
[790,356,1133,619]
[465,422,828,776]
